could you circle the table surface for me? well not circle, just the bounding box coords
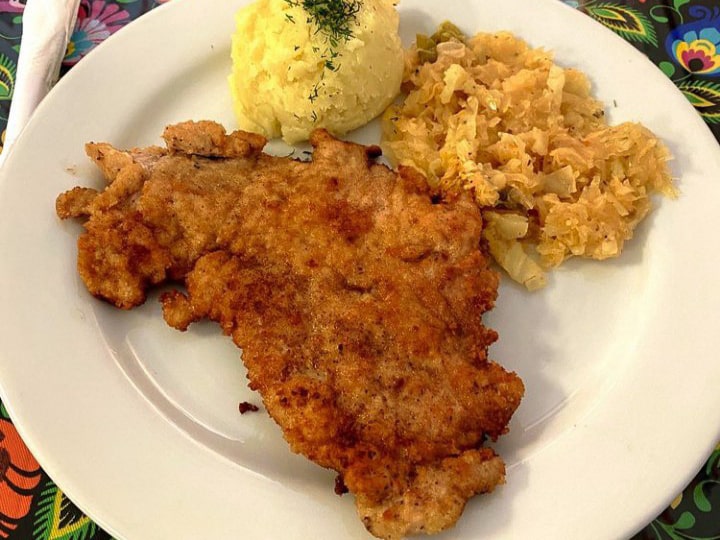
[0,1,718,539]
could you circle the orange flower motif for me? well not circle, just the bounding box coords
[0,419,42,537]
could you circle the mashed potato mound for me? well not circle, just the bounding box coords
[230,0,403,143]
[383,29,677,290]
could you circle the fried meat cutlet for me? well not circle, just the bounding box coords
[56,121,524,539]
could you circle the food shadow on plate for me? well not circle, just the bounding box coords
[484,277,564,467]
[487,210,662,468]
[109,47,235,149]
[397,8,436,45]
[90,286,418,540]
[90,287,338,486]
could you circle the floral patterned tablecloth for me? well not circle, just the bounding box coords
[0,1,718,539]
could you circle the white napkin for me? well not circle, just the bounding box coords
[1,0,81,164]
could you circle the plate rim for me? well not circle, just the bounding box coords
[1,0,720,538]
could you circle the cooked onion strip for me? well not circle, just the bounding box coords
[383,29,676,289]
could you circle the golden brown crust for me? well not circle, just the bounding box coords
[56,121,524,539]
[359,449,506,539]
[55,186,99,219]
[163,120,266,158]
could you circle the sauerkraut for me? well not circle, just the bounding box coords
[382,28,676,290]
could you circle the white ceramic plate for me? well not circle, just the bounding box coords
[1,0,719,538]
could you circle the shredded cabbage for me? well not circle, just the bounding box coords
[382,30,676,289]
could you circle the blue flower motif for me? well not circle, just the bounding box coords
[666,6,720,76]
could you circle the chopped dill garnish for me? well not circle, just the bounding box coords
[309,83,321,102]
[285,13,295,23]
[285,0,361,45]
[284,0,362,123]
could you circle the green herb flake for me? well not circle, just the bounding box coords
[291,0,361,44]
[416,21,466,65]
[283,0,362,120]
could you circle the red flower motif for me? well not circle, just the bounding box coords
[79,0,131,34]
[681,48,715,72]
[0,0,23,13]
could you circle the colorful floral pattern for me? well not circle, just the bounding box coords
[63,1,133,66]
[666,7,720,75]
[0,1,23,14]
[577,0,720,130]
[0,403,99,540]
[0,411,41,538]
[0,1,718,539]
[585,3,659,46]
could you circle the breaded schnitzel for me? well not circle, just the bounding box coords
[56,121,524,539]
